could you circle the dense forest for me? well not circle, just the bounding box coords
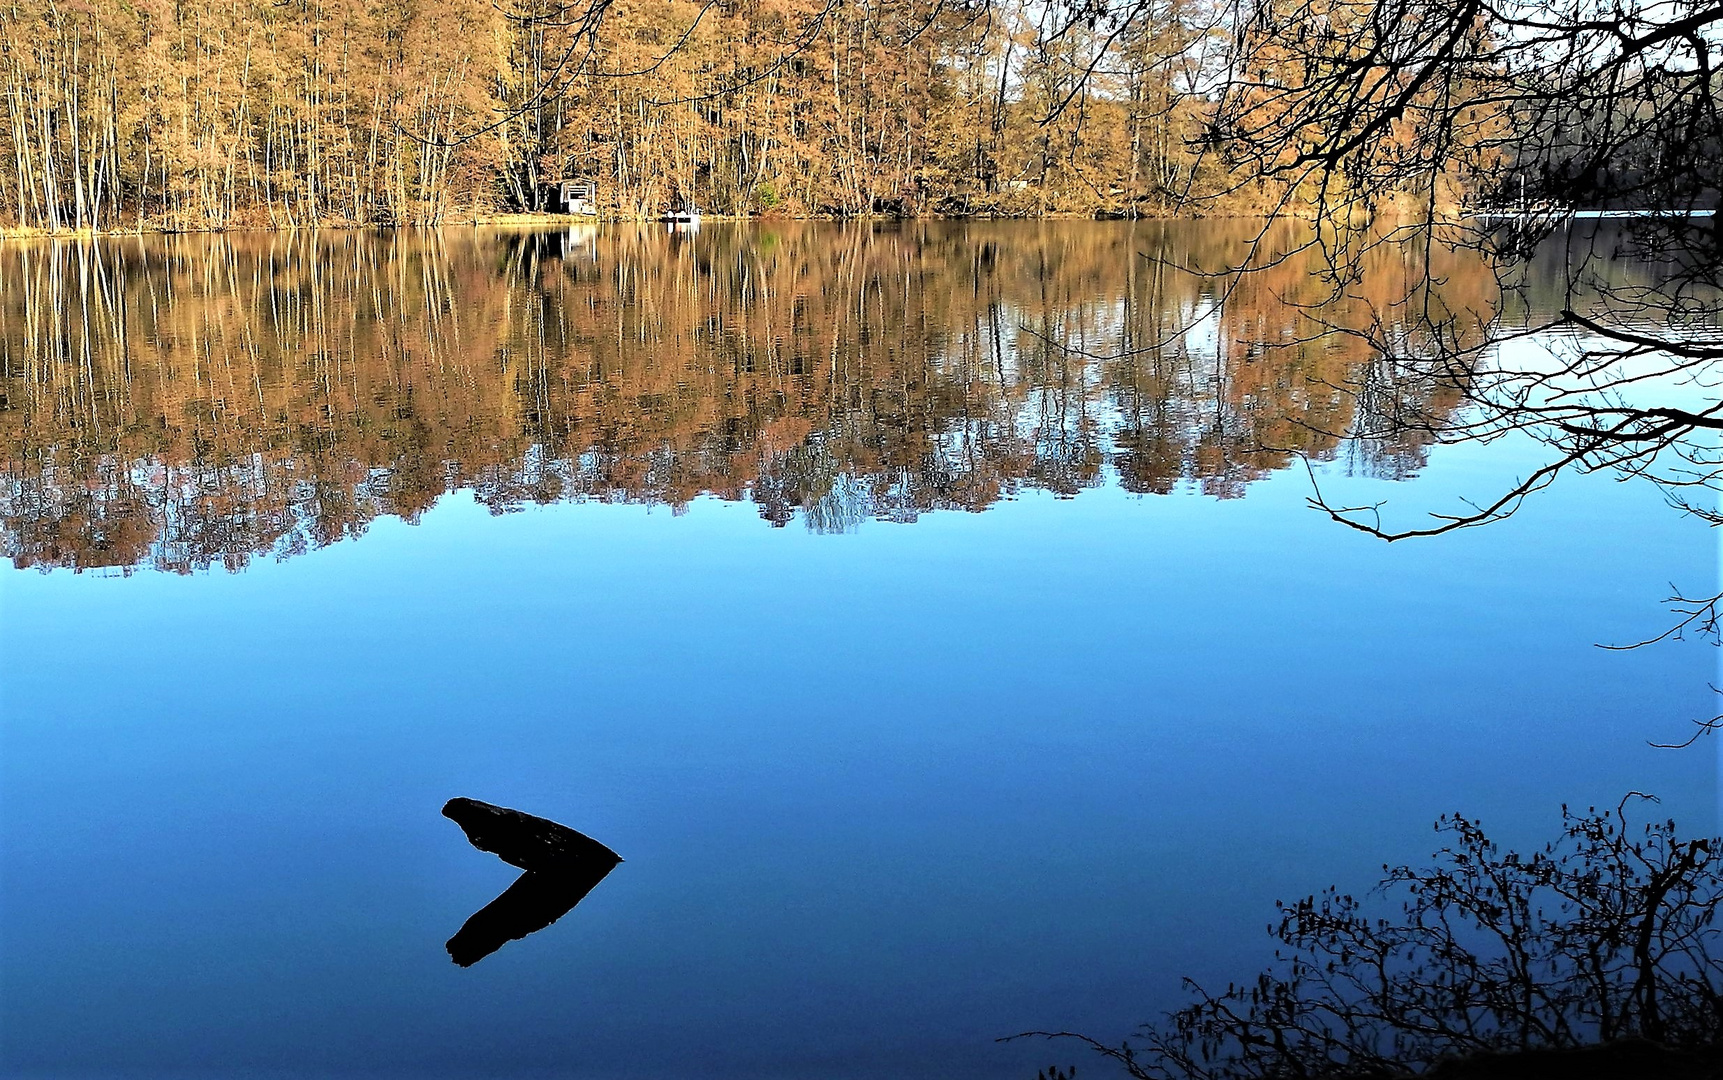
[0,221,1481,571]
[2,0,1714,234]
[0,0,1230,230]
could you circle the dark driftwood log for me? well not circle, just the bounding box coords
[442,797,622,966]
[442,797,622,873]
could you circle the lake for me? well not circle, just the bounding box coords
[0,222,1715,1079]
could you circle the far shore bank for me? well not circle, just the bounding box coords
[0,208,1296,241]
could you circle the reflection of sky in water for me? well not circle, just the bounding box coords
[2,422,1714,1079]
[1,223,1717,1077]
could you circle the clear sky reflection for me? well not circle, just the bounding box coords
[0,224,1716,1080]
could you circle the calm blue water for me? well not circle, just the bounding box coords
[1,225,1717,1079]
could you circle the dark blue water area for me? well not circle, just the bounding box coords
[2,435,1717,1079]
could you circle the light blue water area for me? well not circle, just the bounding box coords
[2,437,1716,1079]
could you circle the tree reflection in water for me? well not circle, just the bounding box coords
[0,222,1494,573]
[1016,801,1723,1080]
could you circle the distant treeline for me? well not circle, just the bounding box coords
[0,0,1244,231]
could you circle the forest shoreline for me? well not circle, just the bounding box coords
[0,209,1292,241]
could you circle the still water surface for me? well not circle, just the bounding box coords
[0,223,1716,1079]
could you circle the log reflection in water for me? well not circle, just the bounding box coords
[0,223,1490,573]
[447,867,617,968]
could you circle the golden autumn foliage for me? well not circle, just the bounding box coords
[0,0,1246,229]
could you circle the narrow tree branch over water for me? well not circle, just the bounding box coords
[1120,0,1723,646]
